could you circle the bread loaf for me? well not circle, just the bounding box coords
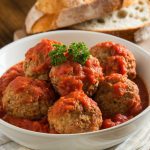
[25,0,123,34]
[71,0,150,42]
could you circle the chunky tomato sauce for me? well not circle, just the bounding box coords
[96,42,128,58]
[0,62,24,98]
[0,101,5,118]
[105,56,127,75]
[3,115,50,133]
[25,39,61,73]
[0,75,149,132]
[58,76,83,96]
[133,76,149,109]
[51,57,102,96]
[113,82,127,97]
[8,76,53,104]
[83,57,102,84]
[102,114,131,129]
[51,91,96,115]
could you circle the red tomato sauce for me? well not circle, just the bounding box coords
[133,76,149,109]
[105,56,127,75]
[51,57,102,96]
[0,101,5,118]
[52,91,95,115]
[98,42,127,57]
[83,57,102,84]
[58,77,83,96]
[3,115,50,133]
[113,82,127,96]
[0,62,24,99]
[102,114,132,129]
[25,39,61,73]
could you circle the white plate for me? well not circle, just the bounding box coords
[0,30,150,150]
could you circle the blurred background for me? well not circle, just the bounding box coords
[0,0,149,49]
[0,0,35,47]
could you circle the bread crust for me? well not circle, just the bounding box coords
[25,6,44,34]
[71,23,150,42]
[104,29,140,42]
[122,0,138,7]
[25,0,123,34]
[35,0,95,14]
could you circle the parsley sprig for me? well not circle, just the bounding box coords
[49,44,67,66]
[49,42,90,66]
[68,42,90,65]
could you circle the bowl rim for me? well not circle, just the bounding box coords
[0,30,150,55]
[0,30,150,137]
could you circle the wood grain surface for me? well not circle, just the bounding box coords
[0,0,36,48]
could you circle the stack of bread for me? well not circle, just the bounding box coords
[25,0,150,42]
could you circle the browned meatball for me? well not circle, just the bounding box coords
[2,76,55,120]
[50,55,103,96]
[90,42,136,79]
[48,91,102,134]
[24,39,62,80]
[0,62,24,101]
[95,73,142,118]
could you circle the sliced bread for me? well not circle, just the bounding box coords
[25,0,124,34]
[71,0,150,42]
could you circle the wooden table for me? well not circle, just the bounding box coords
[0,0,36,48]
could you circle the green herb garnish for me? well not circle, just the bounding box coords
[49,42,90,66]
[68,42,90,65]
[49,44,67,66]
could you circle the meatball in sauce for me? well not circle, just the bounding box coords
[50,55,103,96]
[0,62,24,118]
[2,76,55,120]
[0,62,24,100]
[24,39,62,80]
[90,42,136,79]
[95,73,142,118]
[0,40,149,133]
[48,90,102,134]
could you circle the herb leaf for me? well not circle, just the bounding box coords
[68,42,90,65]
[49,44,67,66]
[49,42,90,66]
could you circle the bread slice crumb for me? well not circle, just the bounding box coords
[72,0,150,32]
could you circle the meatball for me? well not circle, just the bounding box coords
[0,62,24,101]
[95,73,142,118]
[2,76,55,120]
[48,91,102,134]
[24,39,62,80]
[50,55,103,96]
[90,42,136,79]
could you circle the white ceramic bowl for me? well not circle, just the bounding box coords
[0,30,150,150]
